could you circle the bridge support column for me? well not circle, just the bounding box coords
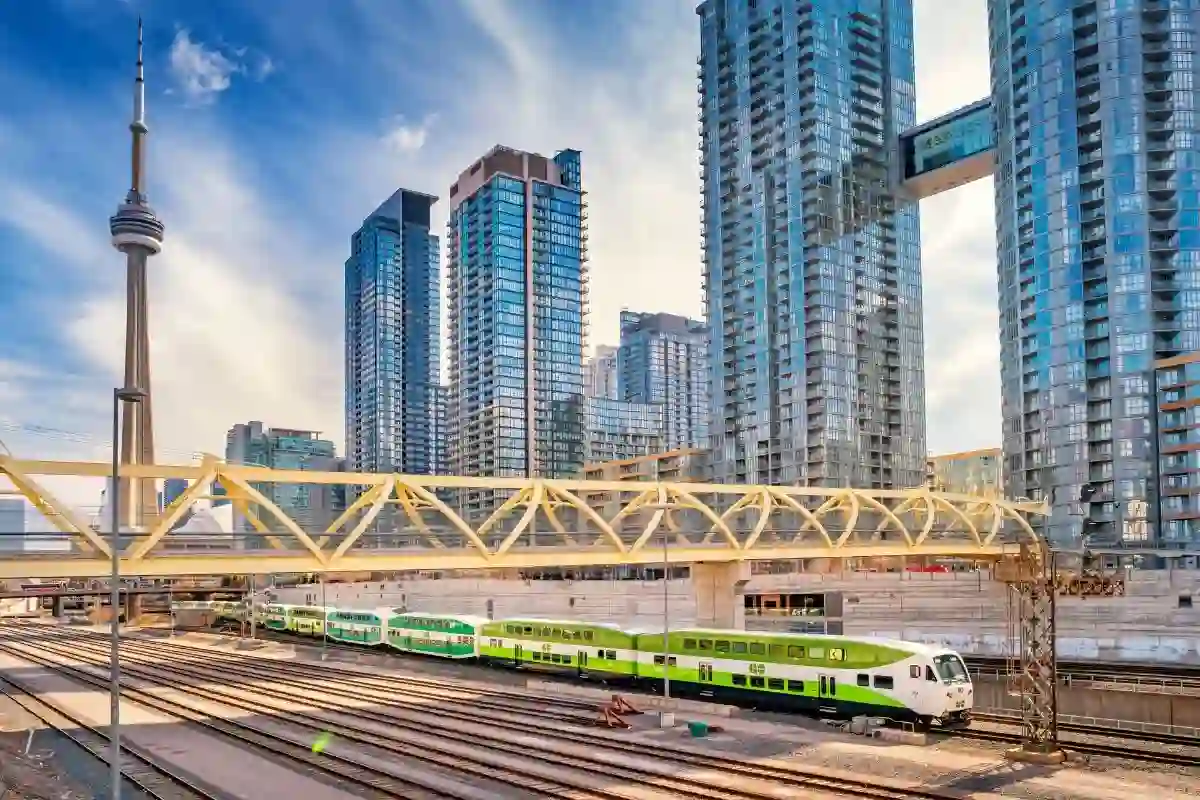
[690,562,750,629]
[51,596,63,617]
[123,593,142,624]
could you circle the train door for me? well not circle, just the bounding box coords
[578,650,588,676]
[698,662,714,695]
[514,643,523,667]
[818,675,838,711]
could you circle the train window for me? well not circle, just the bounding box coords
[584,631,594,641]
[607,650,617,660]
[787,680,804,692]
[715,640,730,653]
[768,678,785,690]
[910,665,921,678]
[809,647,825,659]
[699,640,714,651]
[874,676,894,690]
[668,657,677,666]
[769,645,785,658]
[857,674,870,687]
[532,652,542,661]
[562,656,572,665]
[732,674,747,686]
[749,676,765,688]
[926,666,937,682]
[524,626,533,634]
[829,648,845,661]
[732,642,748,654]
[684,638,698,649]
[654,655,665,665]
[597,649,606,658]
[787,646,806,659]
[749,643,766,656]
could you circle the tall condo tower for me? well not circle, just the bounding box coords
[345,189,442,475]
[992,1,1200,545]
[446,146,587,513]
[618,311,709,451]
[109,19,165,527]
[698,0,926,488]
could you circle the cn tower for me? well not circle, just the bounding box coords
[109,19,164,528]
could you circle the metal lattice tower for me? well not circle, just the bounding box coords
[108,19,165,528]
[1008,541,1060,756]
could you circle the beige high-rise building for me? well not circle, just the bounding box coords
[926,448,1002,498]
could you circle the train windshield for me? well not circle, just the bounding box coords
[934,654,969,683]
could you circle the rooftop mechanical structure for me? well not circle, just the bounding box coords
[108,19,165,528]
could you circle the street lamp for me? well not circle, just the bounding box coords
[644,502,674,725]
[109,385,146,800]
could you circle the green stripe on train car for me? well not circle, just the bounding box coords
[483,619,636,649]
[387,628,476,657]
[387,614,479,635]
[635,631,915,670]
[478,640,637,674]
[655,663,906,708]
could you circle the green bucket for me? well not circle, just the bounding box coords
[687,721,710,738]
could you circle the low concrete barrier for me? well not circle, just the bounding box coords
[524,678,737,718]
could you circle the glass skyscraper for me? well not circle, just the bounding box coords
[446,146,587,510]
[584,397,666,464]
[345,189,442,476]
[698,0,926,488]
[992,0,1200,545]
[585,345,620,400]
[225,421,343,534]
[618,310,709,451]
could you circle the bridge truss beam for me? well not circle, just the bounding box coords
[0,456,1049,580]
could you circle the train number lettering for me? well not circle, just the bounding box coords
[749,663,766,676]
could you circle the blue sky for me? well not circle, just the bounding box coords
[0,0,1000,512]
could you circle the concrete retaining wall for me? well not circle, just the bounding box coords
[974,675,1200,731]
[269,569,1200,663]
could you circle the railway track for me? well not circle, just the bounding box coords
[9,624,608,727]
[0,672,231,800]
[0,640,502,797]
[972,711,1200,749]
[0,623,973,799]
[965,655,1200,685]
[948,719,1200,768]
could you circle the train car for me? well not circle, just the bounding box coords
[631,629,972,728]
[385,611,487,659]
[479,618,638,678]
[326,607,390,646]
[287,604,331,636]
[263,603,292,631]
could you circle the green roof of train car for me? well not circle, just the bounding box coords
[634,629,916,669]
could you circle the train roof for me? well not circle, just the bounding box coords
[631,628,955,657]
[492,617,632,631]
[389,611,491,624]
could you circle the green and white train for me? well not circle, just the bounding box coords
[174,601,972,728]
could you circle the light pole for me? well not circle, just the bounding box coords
[643,502,673,718]
[249,575,256,640]
[662,529,670,702]
[109,385,146,800]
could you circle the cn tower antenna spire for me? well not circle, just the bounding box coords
[130,17,148,199]
[110,18,164,530]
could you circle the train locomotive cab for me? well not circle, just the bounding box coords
[922,650,973,729]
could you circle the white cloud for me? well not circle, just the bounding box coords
[382,115,434,154]
[168,29,242,105]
